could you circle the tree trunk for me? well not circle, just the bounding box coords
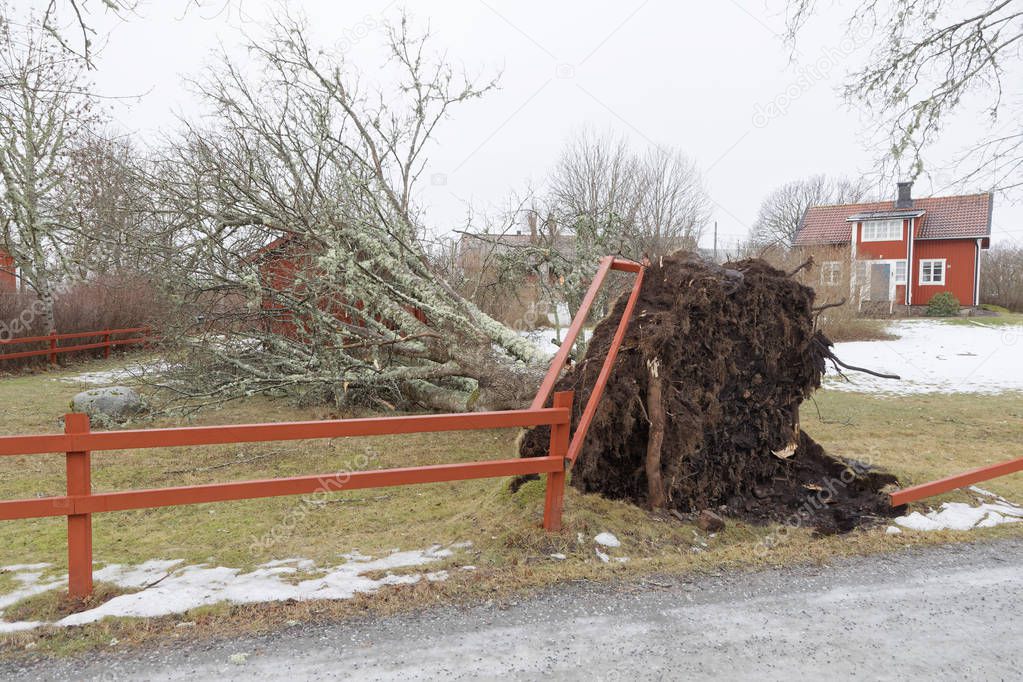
[644,357,667,509]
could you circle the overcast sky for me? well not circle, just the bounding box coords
[17,0,1021,250]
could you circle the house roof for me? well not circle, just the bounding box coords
[794,192,993,245]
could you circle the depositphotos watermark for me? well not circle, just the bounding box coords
[249,444,381,552]
[751,20,874,129]
[0,245,115,341]
[753,454,876,557]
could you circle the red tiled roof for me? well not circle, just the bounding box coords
[794,193,992,245]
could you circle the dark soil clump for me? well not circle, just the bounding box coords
[518,253,901,533]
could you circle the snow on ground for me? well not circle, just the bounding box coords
[0,543,469,632]
[520,326,593,353]
[824,320,1023,395]
[57,360,172,386]
[890,486,1023,533]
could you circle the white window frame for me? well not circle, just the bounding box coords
[861,219,903,242]
[820,261,842,286]
[920,258,946,285]
[894,259,907,284]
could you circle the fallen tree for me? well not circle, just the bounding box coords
[519,253,900,533]
[141,14,549,412]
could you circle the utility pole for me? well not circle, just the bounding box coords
[713,221,718,263]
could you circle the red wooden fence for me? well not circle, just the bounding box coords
[890,456,1023,507]
[0,257,645,598]
[0,327,151,365]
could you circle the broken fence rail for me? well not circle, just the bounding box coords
[890,455,1023,507]
[0,257,644,598]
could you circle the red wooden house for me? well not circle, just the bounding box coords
[795,182,992,310]
[247,234,427,338]
[0,249,17,292]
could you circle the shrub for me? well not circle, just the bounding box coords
[0,275,166,371]
[926,291,960,317]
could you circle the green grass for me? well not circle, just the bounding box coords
[1,354,1022,655]
[939,312,1023,327]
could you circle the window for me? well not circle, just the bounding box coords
[820,261,842,286]
[861,219,903,242]
[894,260,907,284]
[920,258,946,285]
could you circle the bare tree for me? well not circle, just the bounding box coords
[32,1,222,68]
[0,11,99,334]
[60,131,156,273]
[750,175,871,247]
[146,14,554,412]
[981,242,1023,311]
[636,147,711,257]
[543,130,709,318]
[787,0,1023,192]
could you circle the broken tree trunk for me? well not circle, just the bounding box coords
[645,357,667,509]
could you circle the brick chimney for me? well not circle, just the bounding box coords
[895,181,913,209]
[528,211,538,242]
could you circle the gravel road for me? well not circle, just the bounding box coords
[4,539,1022,680]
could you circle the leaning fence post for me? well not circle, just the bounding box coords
[543,390,573,531]
[65,413,93,598]
[103,332,111,359]
[48,333,57,366]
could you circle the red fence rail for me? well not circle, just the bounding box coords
[0,257,645,598]
[0,327,151,365]
[890,455,1023,507]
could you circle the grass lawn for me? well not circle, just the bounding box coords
[938,312,1023,327]
[1,353,1022,655]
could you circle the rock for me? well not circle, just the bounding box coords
[593,532,621,548]
[71,386,142,422]
[697,509,726,532]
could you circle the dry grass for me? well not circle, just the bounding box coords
[1,359,1021,657]
[3,583,134,623]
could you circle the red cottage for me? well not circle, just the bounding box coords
[247,234,428,338]
[795,182,992,311]
[0,249,16,292]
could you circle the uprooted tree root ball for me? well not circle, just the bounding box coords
[518,253,902,534]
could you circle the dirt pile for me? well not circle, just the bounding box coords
[519,253,900,533]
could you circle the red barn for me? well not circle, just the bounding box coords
[795,183,992,311]
[0,249,16,292]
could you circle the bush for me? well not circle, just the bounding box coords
[0,275,166,371]
[926,291,960,317]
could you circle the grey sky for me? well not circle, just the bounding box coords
[20,0,1021,250]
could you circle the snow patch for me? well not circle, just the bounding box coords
[894,501,1023,532]
[824,321,1023,395]
[594,532,621,548]
[520,326,594,352]
[0,544,465,632]
[0,564,64,611]
[59,361,171,386]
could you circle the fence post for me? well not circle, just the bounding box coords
[65,413,93,598]
[48,333,57,366]
[543,390,573,531]
[103,332,111,359]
